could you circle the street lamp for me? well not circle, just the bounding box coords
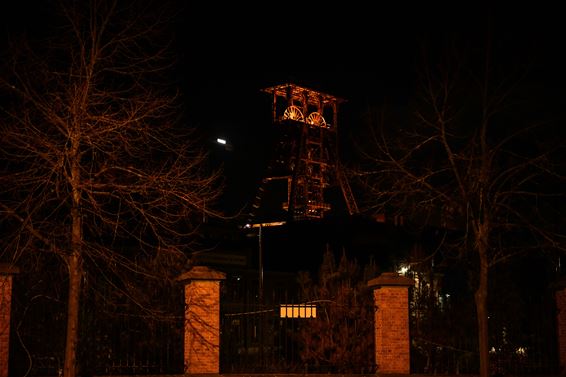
[245,221,286,303]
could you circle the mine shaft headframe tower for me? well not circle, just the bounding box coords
[260,83,358,221]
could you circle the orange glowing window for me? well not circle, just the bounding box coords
[280,304,317,318]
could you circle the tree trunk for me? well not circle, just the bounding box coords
[63,250,82,377]
[475,239,490,377]
[64,139,83,377]
[63,201,82,376]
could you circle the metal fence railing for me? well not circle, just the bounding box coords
[8,272,562,376]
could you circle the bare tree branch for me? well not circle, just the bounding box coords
[1,1,223,375]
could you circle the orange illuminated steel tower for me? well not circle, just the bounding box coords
[248,83,358,226]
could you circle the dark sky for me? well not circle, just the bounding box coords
[2,1,565,216]
[171,2,423,214]
[171,2,566,215]
[2,1,563,107]
[2,1,565,276]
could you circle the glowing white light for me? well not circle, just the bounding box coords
[216,138,227,145]
[397,265,409,275]
[516,347,527,356]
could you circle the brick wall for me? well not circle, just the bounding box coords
[368,272,413,374]
[184,280,221,373]
[374,286,410,373]
[178,266,225,374]
[0,274,13,377]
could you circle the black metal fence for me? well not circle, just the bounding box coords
[408,275,560,375]
[7,268,562,376]
[219,301,376,374]
[220,303,302,373]
[218,267,377,374]
[9,302,184,376]
[84,312,184,376]
[219,270,308,373]
[8,270,185,377]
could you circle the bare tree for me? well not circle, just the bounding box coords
[0,1,224,376]
[352,38,566,377]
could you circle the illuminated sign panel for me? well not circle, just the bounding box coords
[279,304,317,318]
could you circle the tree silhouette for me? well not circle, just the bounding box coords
[352,34,566,377]
[296,248,378,373]
[0,1,223,376]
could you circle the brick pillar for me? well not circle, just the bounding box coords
[0,264,19,377]
[368,272,414,375]
[177,266,226,374]
[555,278,566,374]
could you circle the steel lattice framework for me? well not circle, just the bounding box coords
[248,83,358,224]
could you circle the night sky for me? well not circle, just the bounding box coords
[167,2,566,274]
[2,1,565,219]
[172,3,566,216]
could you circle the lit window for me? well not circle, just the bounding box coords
[280,304,317,318]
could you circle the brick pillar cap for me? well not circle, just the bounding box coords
[0,263,20,275]
[368,271,414,288]
[177,265,226,283]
